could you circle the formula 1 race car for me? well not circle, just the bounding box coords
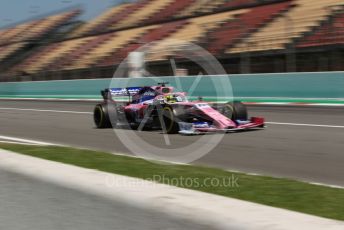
[93,83,265,134]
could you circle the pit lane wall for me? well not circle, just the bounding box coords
[0,72,344,104]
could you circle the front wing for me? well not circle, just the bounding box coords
[178,117,265,135]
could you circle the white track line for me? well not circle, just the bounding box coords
[0,135,58,146]
[1,107,344,129]
[308,182,344,190]
[0,140,45,146]
[266,122,344,129]
[228,169,344,189]
[0,107,92,114]
[1,134,343,189]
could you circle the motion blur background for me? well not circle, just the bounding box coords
[0,0,343,81]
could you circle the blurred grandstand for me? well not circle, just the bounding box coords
[0,0,343,81]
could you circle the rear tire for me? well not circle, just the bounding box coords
[93,104,113,128]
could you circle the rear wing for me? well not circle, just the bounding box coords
[101,87,142,101]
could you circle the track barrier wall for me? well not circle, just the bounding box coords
[0,72,343,104]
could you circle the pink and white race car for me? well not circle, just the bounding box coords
[93,83,265,134]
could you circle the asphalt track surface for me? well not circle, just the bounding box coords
[0,168,210,230]
[0,100,344,186]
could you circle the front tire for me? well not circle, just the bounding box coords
[220,101,248,121]
[160,106,180,134]
[232,101,248,120]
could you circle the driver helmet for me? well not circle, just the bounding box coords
[165,94,176,103]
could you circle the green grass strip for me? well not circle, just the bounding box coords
[1,143,344,221]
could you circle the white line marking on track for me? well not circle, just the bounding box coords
[0,135,58,146]
[0,107,92,114]
[266,122,344,129]
[0,140,44,145]
[227,169,344,189]
[307,182,344,190]
[2,107,344,129]
[0,134,343,189]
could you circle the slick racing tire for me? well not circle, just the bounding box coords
[232,101,248,120]
[221,101,248,121]
[93,103,116,129]
[161,106,180,134]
